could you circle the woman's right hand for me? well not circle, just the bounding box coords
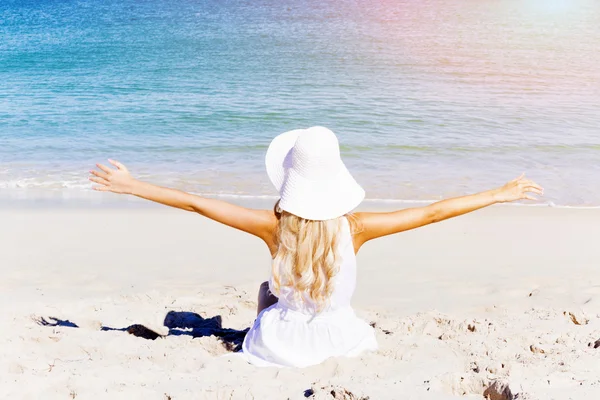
[89,159,136,194]
[493,174,544,203]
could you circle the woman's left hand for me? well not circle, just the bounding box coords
[493,174,544,203]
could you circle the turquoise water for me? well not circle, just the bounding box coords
[1,0,599,206]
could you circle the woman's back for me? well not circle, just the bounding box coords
[242,217,377,368]
[272,217,356,315]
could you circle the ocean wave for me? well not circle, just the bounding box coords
[0,183,597,209]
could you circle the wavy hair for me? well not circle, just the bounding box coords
[270,201,360,312]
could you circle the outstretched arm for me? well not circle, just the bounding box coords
[354,174,543,249]
[90,160,277,248]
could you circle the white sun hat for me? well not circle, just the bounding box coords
[265,126,365,221]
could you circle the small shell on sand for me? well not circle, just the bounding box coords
[483,380,516,400]
[529,344,545,354]
[564,311,589,325]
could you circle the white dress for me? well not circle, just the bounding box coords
[241,218,378,368]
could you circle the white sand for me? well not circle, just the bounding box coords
[1,205,599,399]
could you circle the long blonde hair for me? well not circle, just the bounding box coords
[270,201,358,312]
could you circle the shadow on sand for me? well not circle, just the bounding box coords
[36,311,249,352]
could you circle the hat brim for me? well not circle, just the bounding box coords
[265,129,304,192]
[265,129,365,220]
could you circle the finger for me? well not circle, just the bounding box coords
[92,185,110,192]
[90,170,109,180]
[96,163,112,174]
[89,176,109,186]
[523,194,538,201]
[526,183,544,193]
[521,179,541,189]
[108,159,127,171]
[525,187,543,196]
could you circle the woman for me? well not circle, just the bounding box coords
[89,126,543,368]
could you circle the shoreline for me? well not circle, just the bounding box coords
[1,188,597,210]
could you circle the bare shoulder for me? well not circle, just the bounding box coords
[350,211,392,247]
[249,208,278,235]
[254,208,278,254]
[255,208,279,228]
[349,212,371,253]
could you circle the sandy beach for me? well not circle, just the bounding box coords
[3,0,600,398]
[1,204,599,399]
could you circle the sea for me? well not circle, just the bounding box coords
[1,0,599,207]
